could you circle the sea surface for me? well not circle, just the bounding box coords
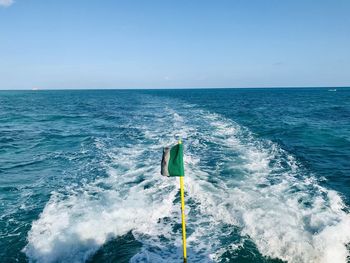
[1,88,350,263]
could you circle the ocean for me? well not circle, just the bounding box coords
[1,88,349,263]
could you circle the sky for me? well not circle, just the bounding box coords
[0,0,349,89]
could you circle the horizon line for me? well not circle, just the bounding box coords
[0,86,349,91]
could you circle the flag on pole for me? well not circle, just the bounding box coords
[161,141,187,262]
[161,143,184,177]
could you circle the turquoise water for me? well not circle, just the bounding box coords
[1,88,349,263]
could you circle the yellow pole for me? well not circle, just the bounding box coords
[180,176,187,263]
[178,140,187,263]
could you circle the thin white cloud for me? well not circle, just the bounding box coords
[0,0,14,7]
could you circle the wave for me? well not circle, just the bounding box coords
[195,112,350,262]
[24,97,350,263]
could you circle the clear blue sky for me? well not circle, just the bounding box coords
[0,0,349,89]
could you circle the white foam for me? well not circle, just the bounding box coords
[195,111,350,263]
[24,100,191,262]
[25,144,179,262]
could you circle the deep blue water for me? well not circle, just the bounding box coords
[0,88,349,263]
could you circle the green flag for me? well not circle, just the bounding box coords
[161,143,184,177]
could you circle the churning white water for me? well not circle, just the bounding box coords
[24,96,350,263]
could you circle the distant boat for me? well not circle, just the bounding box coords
[328,89,337,91]
[31,87,39,91]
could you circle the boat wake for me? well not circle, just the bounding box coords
[24,96,350,263]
